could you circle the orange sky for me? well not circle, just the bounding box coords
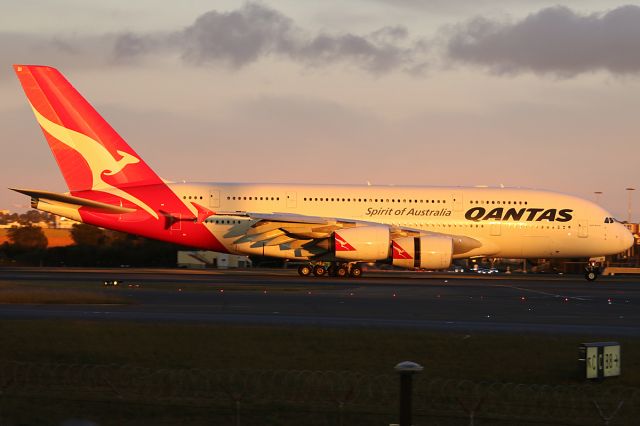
[1,1,638,220]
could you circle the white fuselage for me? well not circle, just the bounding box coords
[169,183,633,260]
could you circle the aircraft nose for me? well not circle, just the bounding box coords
[624,227,635,250]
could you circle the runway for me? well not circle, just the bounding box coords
[1,267,639,336]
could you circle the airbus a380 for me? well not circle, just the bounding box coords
[11,65,634,281]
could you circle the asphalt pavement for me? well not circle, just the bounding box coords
[1,267,639,336]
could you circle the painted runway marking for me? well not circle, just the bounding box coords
[495,283,590,301]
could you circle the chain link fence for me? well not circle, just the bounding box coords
[0,361,638,425]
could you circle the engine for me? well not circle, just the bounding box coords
[391,235,453,270]
[333,225,390,261]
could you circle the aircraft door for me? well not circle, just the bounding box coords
[451,193,463,212]
[209,189,220,208]
[286,192,297,208]
[578,220,588,238]
[490,222,501,236]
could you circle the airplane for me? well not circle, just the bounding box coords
[11,64,634,281]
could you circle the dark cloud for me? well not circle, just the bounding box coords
[112,33,153,63]
[1,3,427,76]
[6,3,639,79]
[111,2,428,74]
[176,3,296,67]
[446,5,640,76]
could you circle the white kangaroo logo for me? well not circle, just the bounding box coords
[30,103,159,219]
[393,241,412,259]
[335,234,353,250]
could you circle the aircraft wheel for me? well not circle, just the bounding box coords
[336,266,349,278]
[349,265,363,278]
[313,265,327,277]
[298,265,312,277]
[585,271,598,282]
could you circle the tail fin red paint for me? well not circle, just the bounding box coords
[13,65,226,252]
[13,65,161,192]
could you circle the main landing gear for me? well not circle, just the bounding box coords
[298,262,363,278]
[584,261,601,282]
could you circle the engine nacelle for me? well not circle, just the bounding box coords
[391,235,453,270]
[333,225,390,261]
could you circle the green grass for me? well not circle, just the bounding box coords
[0,320,638,386]
[1,321,638,425]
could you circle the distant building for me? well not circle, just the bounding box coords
[178,251,252,269]
[54,216,80,229]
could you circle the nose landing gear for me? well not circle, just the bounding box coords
[585,261,601,282]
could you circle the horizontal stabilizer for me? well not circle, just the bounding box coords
[10,188,136,214]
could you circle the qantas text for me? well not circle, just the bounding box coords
[465,207,573,222]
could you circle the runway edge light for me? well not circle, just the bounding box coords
[578,342,621,380]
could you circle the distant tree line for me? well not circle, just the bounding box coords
[0,210,55,226]
[1,223,181,267]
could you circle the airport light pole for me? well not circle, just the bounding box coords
[395,361,423,426]
[626,188,635,223]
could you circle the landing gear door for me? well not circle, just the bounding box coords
[209,189,220,208]
[578,220,588,238]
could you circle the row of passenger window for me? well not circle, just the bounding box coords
[197,220,572,230]
[469,200,528,205]
[204,219,242,224]
[226,196,280,201]
[419,223,571,230]
[302,197,447,203]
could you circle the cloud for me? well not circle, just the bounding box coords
[111,2,428,74]
[446,5,640,76]
[175,3,296,68]
[6,3,639,79]
[0,3,427,76]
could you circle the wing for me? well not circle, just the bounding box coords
[211,210,483,258]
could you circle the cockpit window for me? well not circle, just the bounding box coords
[604,217,617,224]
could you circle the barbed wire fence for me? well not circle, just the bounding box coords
[0,361,638,425]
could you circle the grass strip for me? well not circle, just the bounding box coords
[0,320,638,386]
